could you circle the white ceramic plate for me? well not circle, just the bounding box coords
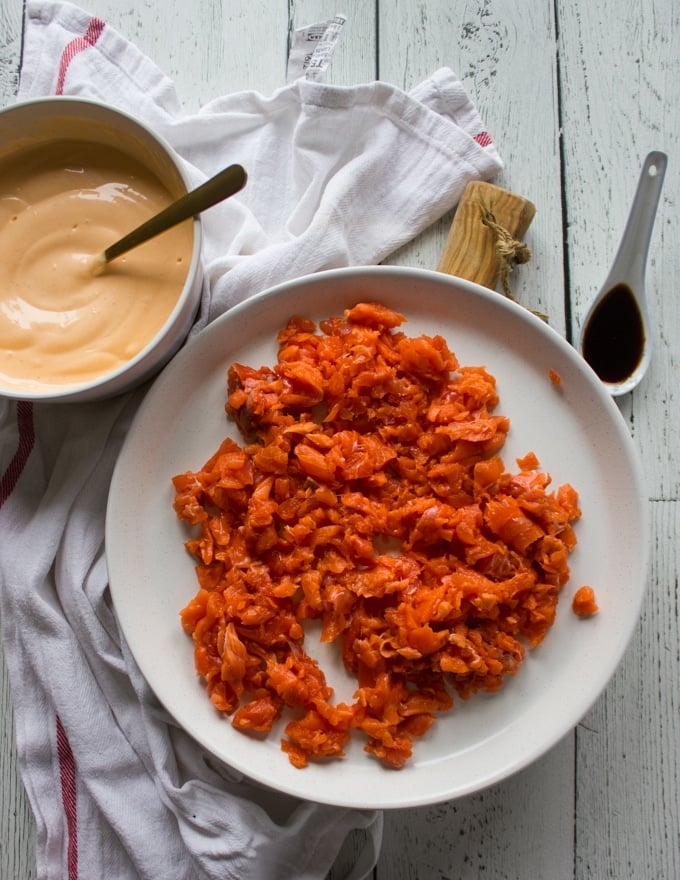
[106,266,648,809]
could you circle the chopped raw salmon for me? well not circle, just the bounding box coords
[173,302,583,768]
[572,585,599,617]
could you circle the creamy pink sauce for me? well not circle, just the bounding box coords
[0,141,193,392]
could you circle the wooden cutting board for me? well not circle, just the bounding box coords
[437,180,536,293]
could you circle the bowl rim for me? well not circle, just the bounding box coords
[0,96,203,402]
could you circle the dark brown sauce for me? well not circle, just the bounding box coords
[581,283,645,383]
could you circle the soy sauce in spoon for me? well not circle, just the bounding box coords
[581,282,645,384]
[578,151,667,396]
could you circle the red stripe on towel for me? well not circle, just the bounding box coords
[55,17,106,95]
[56,715,79,880]
[3,14,105,880]
[0,401,35,508]
[1,15,107,506]
[474,131,493,147]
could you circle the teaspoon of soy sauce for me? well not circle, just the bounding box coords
[578,151,667,397]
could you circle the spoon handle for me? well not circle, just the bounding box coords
[103,163,247,263]
[607,151,667,288]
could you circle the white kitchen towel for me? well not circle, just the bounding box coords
[0,2,503,879]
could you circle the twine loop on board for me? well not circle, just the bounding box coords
[479,202,532,299]
[479,201,548,322]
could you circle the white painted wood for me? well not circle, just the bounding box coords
[0,0,22,101]
[0,647,35,880]
[62,0,288,108]
[0,6,37,880]
[380,0,566,334]
[94,0,376,108]
[556,2,680,878]
[575,502,680,880]
[380,738,575,880]
[1,1,679,879]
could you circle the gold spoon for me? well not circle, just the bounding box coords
[92,163,247,273]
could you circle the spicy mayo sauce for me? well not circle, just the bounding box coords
[0,141,193,392]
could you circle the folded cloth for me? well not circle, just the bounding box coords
[0,2,503,879]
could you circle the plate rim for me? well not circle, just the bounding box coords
[106,265,649,808]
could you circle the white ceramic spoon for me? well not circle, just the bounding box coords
[578,151,667,397]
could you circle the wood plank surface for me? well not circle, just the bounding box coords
[557,2,680,878]
[380,0,566,332]
[0,6,36,880]
[0,1,678,879]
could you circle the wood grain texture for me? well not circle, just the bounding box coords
[574,497,680,880]
[437,180,536,289]
[0,6,36,880]
[557,2,680,878]
[0,650,36,880]
[379,0,565,332]
[0,0,22,101]
[379,739,575,880]
[90,0,288,109]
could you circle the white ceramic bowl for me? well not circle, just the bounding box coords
[0,97,203,403]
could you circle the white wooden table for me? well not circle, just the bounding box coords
[1,1,678,878]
